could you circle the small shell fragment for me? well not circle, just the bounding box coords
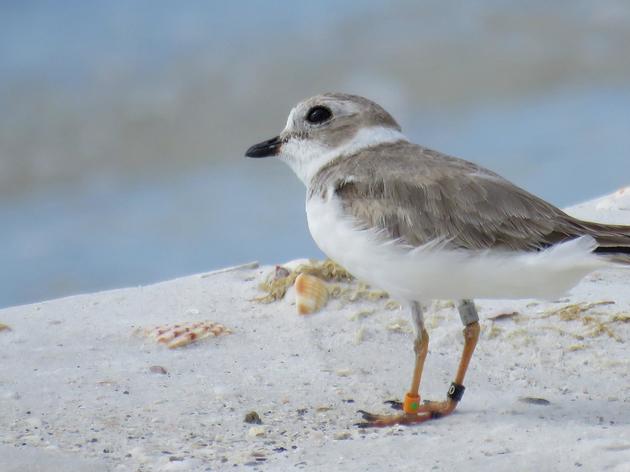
[386,318,412,333]
[273,265,291,280]
[335,368,352,377]
[149,365,168,374]
[294,273,329,315]
[488,311,519,321]
[519,397,551,406]
[144,321,232,349]
[248,426,265,437]
[244,411,262,424]
[0,323,11,332]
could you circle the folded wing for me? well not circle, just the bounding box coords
[311,141,630,257]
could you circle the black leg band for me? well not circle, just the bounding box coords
[447,382,465,402]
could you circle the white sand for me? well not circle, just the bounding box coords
[1,188,630,472]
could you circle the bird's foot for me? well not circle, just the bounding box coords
[385,398,452,413]
[356,409,433,427]
[356,400,457,428]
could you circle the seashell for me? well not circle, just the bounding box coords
[144,320,232,349]
[294,273,328,315]
[273,265,291,280]
[0,323,11,332]
[248,426,265,437]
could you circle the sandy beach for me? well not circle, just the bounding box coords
[1,188,630,471]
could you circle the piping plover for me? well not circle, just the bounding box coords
[246,93,630,426]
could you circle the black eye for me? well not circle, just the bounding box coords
[306,106,332,124]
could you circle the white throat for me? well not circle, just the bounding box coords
[280,126,407,185]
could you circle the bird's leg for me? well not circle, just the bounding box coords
[357,302,434,427]
[411,300,479,418]
[410,299,480,417]
[404,301,429,412]
[357,300,480,428]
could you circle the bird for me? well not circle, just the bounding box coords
[245,93,630,427]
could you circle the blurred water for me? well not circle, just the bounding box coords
[1,1,630,308]
[0,161,315,306]
[409,87,630,203]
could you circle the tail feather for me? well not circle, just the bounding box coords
[576,220,630,264]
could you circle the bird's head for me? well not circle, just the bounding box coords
[246,93,406,184]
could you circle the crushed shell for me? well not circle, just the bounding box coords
[255,259,353,303]
[144,321,232,348]
[294,273,329,315]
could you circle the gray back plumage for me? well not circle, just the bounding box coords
[309,141,630,256]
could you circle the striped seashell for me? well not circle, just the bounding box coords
[144,321,232,349]
[294,273,329,315]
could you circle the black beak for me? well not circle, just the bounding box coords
[245,136,282,158]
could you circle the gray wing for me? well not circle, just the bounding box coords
[311,141,584,251]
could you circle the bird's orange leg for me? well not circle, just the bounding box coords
[357,300,480,428]
[406,327,429,411]
[413,320,480,418]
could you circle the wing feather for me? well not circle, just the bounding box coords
[311,141,582,251]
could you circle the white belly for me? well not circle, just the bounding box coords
[306,195,608,301]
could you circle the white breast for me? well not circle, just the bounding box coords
[306,194,609,301]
